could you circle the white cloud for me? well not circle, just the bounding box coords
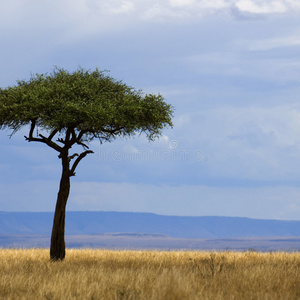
[235,0,287,14]
[1,0,299,38]
[169,0,196,8]
[176,105,300,181]
[84,0,135,16]
[285,0,300,10]
[141,4,185,21]
[105,0,135,14]
[199,0,232,9]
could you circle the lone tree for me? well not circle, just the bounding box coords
[0,67,173,261]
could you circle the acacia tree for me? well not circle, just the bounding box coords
[0,68,173,261]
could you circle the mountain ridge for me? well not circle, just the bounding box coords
[0,211,300,239]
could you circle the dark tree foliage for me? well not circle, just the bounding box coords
[0,68,173,260]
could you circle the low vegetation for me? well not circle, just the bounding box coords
[0,249,300,299]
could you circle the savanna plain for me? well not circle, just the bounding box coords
[1,249,300,300]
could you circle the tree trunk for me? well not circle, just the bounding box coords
[50,156,70,261]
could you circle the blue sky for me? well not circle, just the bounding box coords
[1,0,300,220]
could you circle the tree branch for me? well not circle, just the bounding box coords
[38,134,63,153]
[25,120,44,143]
[48,129,59,141]
[24,120,64,153]
[68,153,79,161]
[76,140,89,149]
[77,130,88,141]
[57,138,65,145]
[65,128,72,146]
[69,129,90,149]
[70,128,77,141]
[69,150,94,177]
[29,119,36,138]
[25,119,39,139]
[24,135,43,143]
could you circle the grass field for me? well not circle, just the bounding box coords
[0,249,300,299]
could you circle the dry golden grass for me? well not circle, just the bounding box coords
[0,249,300,299]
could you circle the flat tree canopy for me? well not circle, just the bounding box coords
[0,68,173,142]
[0,67,173,260]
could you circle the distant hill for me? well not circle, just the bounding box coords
[0,211,300,239]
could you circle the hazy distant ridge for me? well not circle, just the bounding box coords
[0,211,300,239]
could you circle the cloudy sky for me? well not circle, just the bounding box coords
[1,0,300,220]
